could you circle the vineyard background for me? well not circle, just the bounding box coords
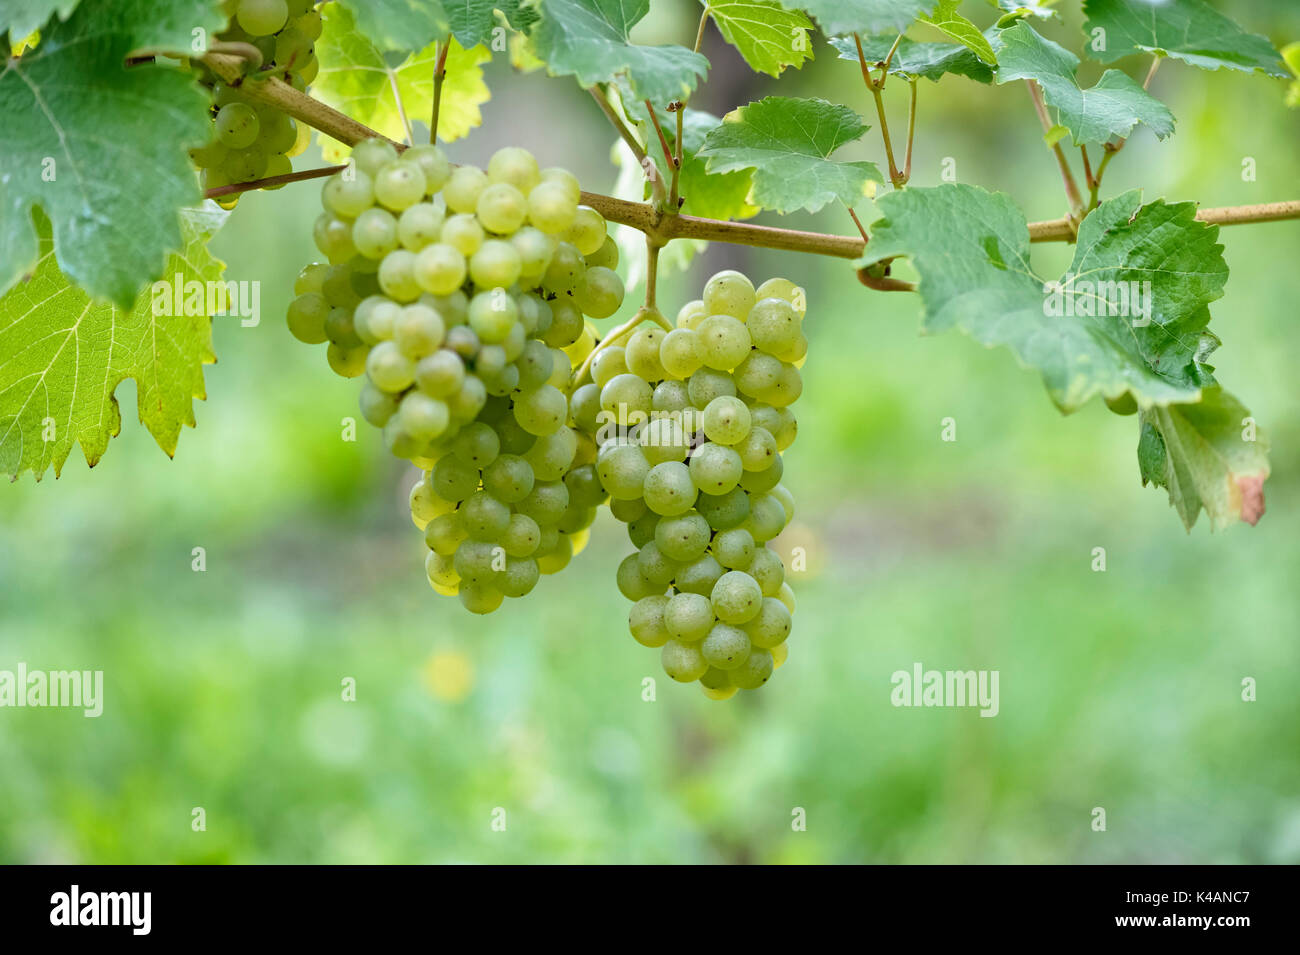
[1,0,1298,863]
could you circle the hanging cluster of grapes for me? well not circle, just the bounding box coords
[573,271,805,699]
[190,0,321,207]
[286,138,625,614]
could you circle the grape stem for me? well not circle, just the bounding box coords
[430,42,449,145]
[570,306,668,393]
[1025,79,1084,227]
[854,33,908,189]
[199,52,1300,263]
[588,85,668,205]
[203,163,347,199]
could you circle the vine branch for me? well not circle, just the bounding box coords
[1025,79,1084,222]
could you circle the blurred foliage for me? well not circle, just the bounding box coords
[1,0,1298,864]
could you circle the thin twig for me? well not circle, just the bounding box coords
[644,99,676,173]
[881,32,905,78]
[669,102,685,209]
[203,164,347,199]
[430,41,449,144]
[847,208,870,242]
[903,80,917,184]
[693,7,710,53]
[1025,79,1084,220]
[389,68,414,145]
[854,34,904,188]
[1143,55,1162,89]
[645,238,661,310]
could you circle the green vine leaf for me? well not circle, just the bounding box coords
[532,0,709,105]
[0,1,80,42]
[995,21,1174,146]
[697,96,881,213]
[314,3,489,159]
[0,1,220,309]
[1285,42,1300,108]
[702,0,815,78]
[0,204,229,481]
[918,0,997,66]
[334,0,451,54]
[859,185,1231,413]
[829,34,995,84]
[1139,387,1269,530]
[1082,0,1288,77]
[445,1,538,49]
[776,0,938,37]
[990,0,1058,27]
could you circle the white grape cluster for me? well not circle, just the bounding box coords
[286,138,626,614]
[575,271,805,699]
[191,0,320,207]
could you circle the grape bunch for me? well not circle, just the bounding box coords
[285,138,626,614]
[190,0,321,207]
[574,271,805,699]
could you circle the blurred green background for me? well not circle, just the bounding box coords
[2,0,1298,864]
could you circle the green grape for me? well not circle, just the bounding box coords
[689,442,743,495]
[585,235,619,270]
[699,667,736,699]
[636,541,680,588]
[452,420,500,468]
[261,152,293,188]
[398,391,451,442]
[713,528,756,571]
[470,240,523,289]
[638,417,688,466]
[445,326,480,362]
[743,597,792,649]
[600,374,653,425]
[413,243,466,296]
[512,385,567,436]
[556,502,596,534]
[373,160,427,211]
[729,648,774,689]
[323,169,375,218]
[444,165,488,214]
[448,374,488,422]
[542,298,584,347]
[542,242,587,293]
[190,137,228,169]
[221,145,268,183]
[274,26,312,69]
[354,296,399,344]
[663,592,715,643]
[286,292,329,344]
[459,583,505,614]
[294,264,330,298]
[425,511,468,557]
[569,382,601,434]
[488,146,541,192]
[626,510,660,549]
[264,115,299,156]
[365,340,416,392]
[359,381,399,427]
[659,327,702,379]
[508,228,553,282]
[352,207,399,259]
[701,396,751,446]
[676,300,707,330]
[415,349,466,398]
[562,463,606,508]
[462,491,511,541]
[517,480,569,526]
[748,547,785,597]
[624,327,666,380]
[378,249,422,302]
[734,426,777,471]
[779,332,809,364]
[325,306,361,347]
[526,182,579,234]
[483,454,535,503]
[654,512,711,563]
[769,483,795,524]
[652,380,692,414]
[741,492,788,542]
[397,202,445,251]
[393,303,446,360]
[536,533,574,574]
[777,582,796,615]
[562,206,608,256]
[440,213,485,256]
[383,418,421,459]
[734,351,783,398]
[293,8,323,40]
[596,443,651,500]
[351,139,400,177]
[695,486,750,531]
[696,314,752,371]
[465,290,516,344]
[236,0,289,35]
[425,550,460,589]
[320,264,362,307]
[575,266,624,319]
[215,102,260,149]
[476,182,528,234]
[687,368,736,408]
[502,513,542,558]
[765,363,803,407]
[661,640,710,682]
[497,412,538,455]
[402,144,452,194]
[675,553,724,596]
[539,167,581,203]
[500,558,540,598]
[617,554,661,601]
[747,297,801,356]
[701,622,751,670]
[628,595,671,648]
[703,269,756,319]
[739,452,783,494]
[453,539,497,583]
[643,461,696,517]
[313,214,358,262]
[327,343,368,378]
[754,277,805,317]
[591,346,629,390]
[514,340,553,390]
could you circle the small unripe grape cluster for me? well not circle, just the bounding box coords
[190,0,321,207]
[581,270,806,699]
[287,139,626,614]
